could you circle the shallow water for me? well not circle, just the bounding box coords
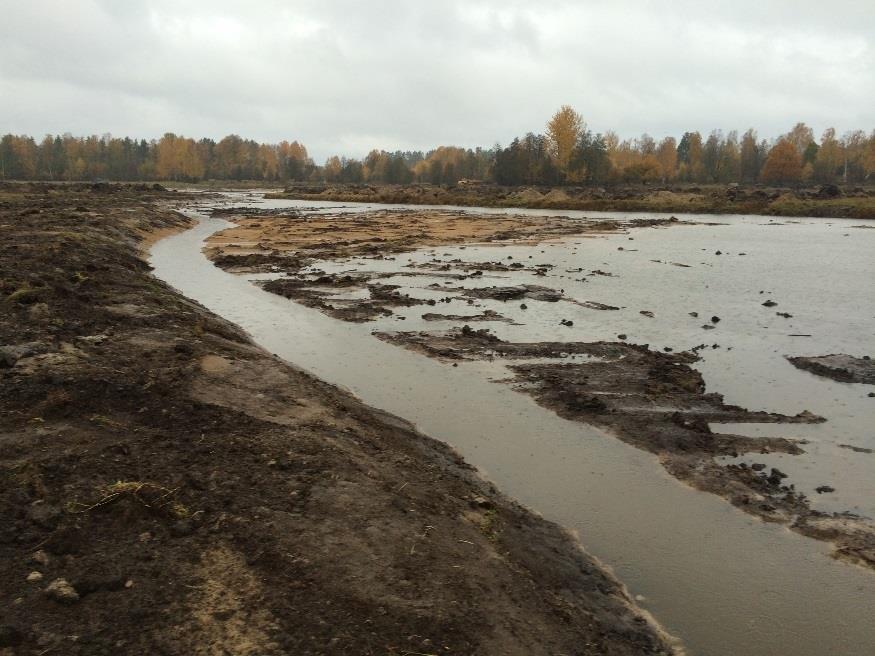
[151,197,875,656]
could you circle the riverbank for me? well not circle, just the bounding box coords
[266,182,875,219]
[0,184,674,653]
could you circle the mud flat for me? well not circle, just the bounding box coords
[375,328,874,567]
[205,199,875,569]
[205,204,682,324]
[154,197,875,656]
[0,185,672,654]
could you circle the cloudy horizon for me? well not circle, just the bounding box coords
[1,0,873,161]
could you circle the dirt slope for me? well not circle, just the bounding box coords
[0,183,674,654]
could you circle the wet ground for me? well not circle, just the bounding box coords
[212,196,875,522]
[1,185,673,655]
[152,193,875,656]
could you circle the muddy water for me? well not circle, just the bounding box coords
[151,203,875,656]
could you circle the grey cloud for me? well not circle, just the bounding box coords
[1,0,872,161]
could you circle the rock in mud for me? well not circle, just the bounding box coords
[44,579,79,604]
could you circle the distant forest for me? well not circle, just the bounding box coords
[2,107,873,186]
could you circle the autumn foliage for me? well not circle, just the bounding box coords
[760,139,803,185]
[1,110,873,186]
[0,133,314,183]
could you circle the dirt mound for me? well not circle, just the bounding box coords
[509,187,544,203]
[542,188,572,203]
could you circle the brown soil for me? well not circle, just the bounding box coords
[787,354,875,385]
[0,184,675,654]
[205,206,681,324]
[206,207,629,262]
[266,182,875,220]
[373,328,875,570]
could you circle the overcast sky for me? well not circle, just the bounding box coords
[1,0,872,161]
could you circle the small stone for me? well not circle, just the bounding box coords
[27,571,43,583]
[30,550,50,566]
[617,334,627,340]
[125,579,134,589]
[471,495,493,509]
[45,578,79,604]
[762,300,778,307]
[711,316,720,323]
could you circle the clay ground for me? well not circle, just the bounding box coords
[0,183,674,654]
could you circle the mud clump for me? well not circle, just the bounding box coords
[422,309,512,323]
[788,354,875,385]
[211,251,307,273]
[458,284,565,303]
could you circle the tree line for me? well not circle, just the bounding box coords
[1,110,873,186]
[490,107,875,187]
[0,133,314,183]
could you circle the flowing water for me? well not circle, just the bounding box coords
[151,194,875,656]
